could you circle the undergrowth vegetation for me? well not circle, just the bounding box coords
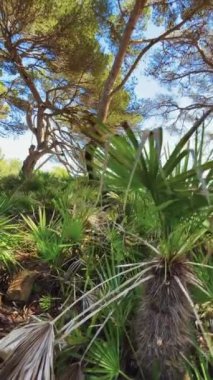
[0,119,212,380]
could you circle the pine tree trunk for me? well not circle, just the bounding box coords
[21,146,45,178]
[98,0,147,121]
[86,0,147,179]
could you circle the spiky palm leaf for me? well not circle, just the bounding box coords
[86,326,121,380]
[0,213,18,268]
[94,110,213,228]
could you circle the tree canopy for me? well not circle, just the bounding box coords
[0,0,212,177]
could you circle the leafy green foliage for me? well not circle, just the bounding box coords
[21,195,87,264]
[39,294,53,312]
[0,152,21,178]
[62,217,83,243]
[0,171,72,215]
[86,327,121,380]
[0,213,18,268]
[187,351,213,380]
[50,167,69,178]
[22,207,64,264]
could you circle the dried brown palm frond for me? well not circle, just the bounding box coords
[0,322,54,380]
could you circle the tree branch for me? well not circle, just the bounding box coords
[3,31,42,104]
[111,4,204,96]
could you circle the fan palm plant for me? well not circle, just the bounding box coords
[0,111,212,379]
[95,110,212,228]
[22,207,64,264]
[22,205,86,265]
[93,110,213,378]
[134,228,209,379]
[0,202,18,268]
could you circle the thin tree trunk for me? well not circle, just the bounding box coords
[98,0,147,122]
[85,0,147,179]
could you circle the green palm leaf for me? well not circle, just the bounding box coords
[95,110,213,227]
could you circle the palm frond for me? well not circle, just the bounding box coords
[95,112,213,229]
[0,322,54,380]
